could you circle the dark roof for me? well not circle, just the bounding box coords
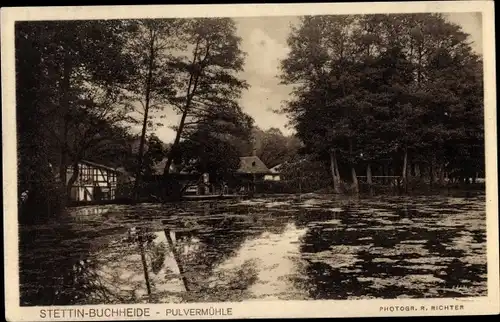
[237,156,272,174]
[80,160,121,173]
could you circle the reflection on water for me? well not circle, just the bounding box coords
[203,222,308,301]
[19,194,487,305]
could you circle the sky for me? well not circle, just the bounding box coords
[149,12,483,144]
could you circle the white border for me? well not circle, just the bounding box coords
[2,2,498,321]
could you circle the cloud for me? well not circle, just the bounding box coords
[236,22,294,135]
[243,28,290,78]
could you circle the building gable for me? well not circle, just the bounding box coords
[237,156,271,174]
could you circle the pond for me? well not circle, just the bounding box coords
[19,193,487,305]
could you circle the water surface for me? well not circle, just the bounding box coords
[19,194,487,305]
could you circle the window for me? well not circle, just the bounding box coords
[80,166,93,184]
[252,161,256,167]
[94,168,99,182]
[80,166,87,181]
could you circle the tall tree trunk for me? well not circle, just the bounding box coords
[330,151,337,192]
[415,163,421,178]
[402,148,408,181]
[349,139,358,194]
[329,149,341,194]
[429,161,435,188]
[164,229,189,292]
[366,163,373,185]
[334,151,340,179]
[138,236,152,296]
[163,39,205,179]
[351,166,359,194]
[58,49,72,200]
[367,163,373,195]
[18,35,58,223]
[402,148,408,193]
[133,28,156,202]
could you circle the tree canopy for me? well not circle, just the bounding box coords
[280,13,484,191]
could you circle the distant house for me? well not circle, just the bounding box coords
[236,156,272,179]
[234,155,274,193]
[264,164,282,181]
[67,160,124,202]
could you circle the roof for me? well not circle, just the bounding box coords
[80,160,121,173]
[269,164,283,173]
[237,156,272,174]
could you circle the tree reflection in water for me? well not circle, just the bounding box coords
[20,221,186,305]
[20,195,486,304]
[93,226,188,304]
[168,215,265,300]
[164,209,296,302]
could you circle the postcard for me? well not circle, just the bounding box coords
[2,1,498,321]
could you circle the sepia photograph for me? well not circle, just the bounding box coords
[2,1,499,320]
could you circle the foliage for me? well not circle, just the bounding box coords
[279,13,484,190]
[278,155,333,193]
[16,17,255,208]
[16,20,136,219]
[161,18,250,178]
[123,19,184,198]
[177,129,241,185]
[142,134,168,176]
[242,127,303,168]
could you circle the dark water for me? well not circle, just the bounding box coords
[19,194,487,305]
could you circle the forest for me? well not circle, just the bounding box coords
[279,13,484,193]
[16,13,484,223]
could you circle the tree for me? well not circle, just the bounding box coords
[173,102,254,196]
[178,129,241,191]
[280,15,363,193]
[125,19,184,200]
[16,20,136,215]
[280,13,483,193]
[161,18,248,189]
[142,134,168,177]
[248,127,302,168]
[16,22,62,222]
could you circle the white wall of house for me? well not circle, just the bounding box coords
[67,162,118,201]
[264,164,282,181]
[264,174,281,181]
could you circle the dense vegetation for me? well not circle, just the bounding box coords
[16,20,138,222]
[279,13,484,193]
[16,18,254,221]
[16,14,484,223]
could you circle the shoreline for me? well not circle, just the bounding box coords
[66,184,486,208]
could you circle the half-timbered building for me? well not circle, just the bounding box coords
[67,160,121,201]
